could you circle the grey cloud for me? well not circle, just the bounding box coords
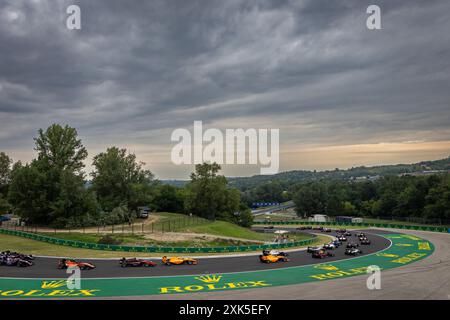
[0,0,449,178]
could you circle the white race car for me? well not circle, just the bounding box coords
[323,243,336,250]
[263,249,288,256]
[345,248,363,256]
[307,246,323,253]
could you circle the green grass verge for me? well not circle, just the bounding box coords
[255,215,450,228]
[35,232,260,247]
[178,220,311,241]
[254,223,362,230]
[0,233,325,258]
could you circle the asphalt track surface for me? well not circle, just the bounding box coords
[145,229,450,300]
[0,229,390,279]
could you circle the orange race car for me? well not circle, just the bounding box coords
[161,256,198,266]
[57,258,96,270]
[259,254,290,263]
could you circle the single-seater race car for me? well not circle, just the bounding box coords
[332,240,342,247]
[360,238,371,245]
[312,249,335,259]
[0,251,35,267]
[356,232,366,238]
[307,246,323,253]
[262,249,288,256]
[345,248,363,256]
[1,251,35,261]
[323,243,337,250]
[337,235,347,242]
[259,253,290,263]
[346,242,359,248]
[0,256,34,267]
[119,258,157,268]
[162,256,198,266]
[57,259,96,270]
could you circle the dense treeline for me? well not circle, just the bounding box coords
[292,174,450,222]
[228,157,450,190]
[2,124,448,227]
[0,124,252,228]
[241,181,290,206]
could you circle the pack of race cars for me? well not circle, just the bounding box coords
[0,251,35,267]
[0,230,373,269]
[306,229,373,258]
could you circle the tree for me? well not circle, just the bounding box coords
[233,205,254,227]
[424,176,450,221]
[253,181,286,203]
[153,184,185,213]
[34,124,87,176]
[91,147,155,212]
[49,169,99,227]
[293,182,328,217]
[185,162,241,221]
[0,152,12,213]
[8,162,48,223]
[0,152,12,188]
[8,124,95,226]
[342,201,357,216]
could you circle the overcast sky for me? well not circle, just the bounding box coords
[1,0,449,179]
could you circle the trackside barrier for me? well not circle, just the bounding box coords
[0,228,316,253]
[253,220,449,233]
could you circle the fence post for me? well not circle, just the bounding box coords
[122,224,124,234]
[152,223,154,233]
[131,223,134,234]
[112,225,114,234]
[142,223,144,234]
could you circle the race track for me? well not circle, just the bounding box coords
[0,229,439,298]
[145,229,450,300]
[0,230,389,279]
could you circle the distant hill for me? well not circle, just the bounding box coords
[227,156,450,190]
[161,180,189,187]
[159,157,450,190]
